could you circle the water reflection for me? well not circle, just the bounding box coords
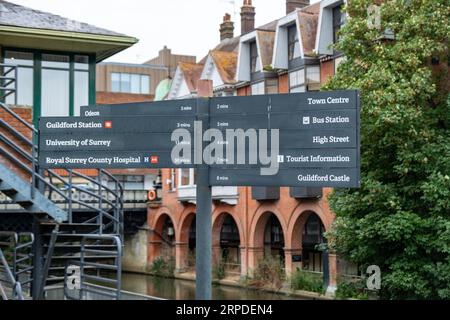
[121,273,304,300]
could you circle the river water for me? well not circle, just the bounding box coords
[121,273,305,300]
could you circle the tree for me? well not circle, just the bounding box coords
[323,0,449,299]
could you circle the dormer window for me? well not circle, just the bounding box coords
[288,25,301,61]
[250,41,261,73]
[332,4,345,45]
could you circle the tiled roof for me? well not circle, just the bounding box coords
[178,62,204,92]
[210,50,238,84]
[0,0,128,37]
[213,36,241,53]
[257,30,276,69]
[298,3,320,56]
[257,19,278,32]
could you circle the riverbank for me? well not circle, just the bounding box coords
[122,269,334,300]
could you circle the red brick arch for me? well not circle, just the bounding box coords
[177,207,196,243]
[248,203,288,249]
[286,202,333,249]
[149,207,176,240]
[212,209,245,247]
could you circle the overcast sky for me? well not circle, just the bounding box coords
[10,0,319,63]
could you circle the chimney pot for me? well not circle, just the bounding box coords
[220,13,234,41]
[240,0,255,35]
[286,0,310,14]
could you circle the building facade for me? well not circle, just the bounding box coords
[147,0,357,292]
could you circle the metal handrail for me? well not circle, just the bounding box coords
[80,235,122,300]
[0,248,24,300]
[0,97,124,234]
[0,231,35,293]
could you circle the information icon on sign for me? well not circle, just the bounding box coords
[303,117,310,125]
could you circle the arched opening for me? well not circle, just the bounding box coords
[301,213,326,272]
[187,216,196,269]
[263,214,285,264]
[155,214,176,257]
[218,214,241,276]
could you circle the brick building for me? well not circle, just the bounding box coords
[96,46,196,104]
[147,0,355,292]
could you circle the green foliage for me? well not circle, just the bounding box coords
[213,262,226,280]
[247,256,286,290]
[149,256,175,278]
[335,278,369,300]
[323,0,450,299]
[290,269,325,294]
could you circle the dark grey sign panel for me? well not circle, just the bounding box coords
[40,128,356,152]
[80,98,197,117]
[207,148,358,168]
[211,90,358,115]
[209,109,357,130]
[39,151,194,169]
[40,148,357,169]
[39,133,190,152]
[209,168,360,188]
[39,116,196,133]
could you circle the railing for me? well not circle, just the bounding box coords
[0,97,123,235]
[0,247,24,300]
[63,235,122,300]
[0,63,18,105]
[0,231,34,296]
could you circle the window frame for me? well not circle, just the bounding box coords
[110,72,151,94]
[287,24,301,61]
[249,41,260,74]
[1,47,95,127]
[177,168,196,188]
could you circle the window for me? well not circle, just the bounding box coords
[333,5,345,44]
[251,81,265,95]
[111,73,151,94]
[42,54,70,116]
[288,25,301,60]
[290,67,320,93]
[178,168,196,187]
[74,55,89,116]
[306,66,320,91]
[289,69,305,93]
[3,50,91,121]
[265,78,279,94]
[4,51,34,107]
[250,41,261,73]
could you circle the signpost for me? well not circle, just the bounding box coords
[38,90,360,299]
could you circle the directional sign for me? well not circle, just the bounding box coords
[39,91,361,188]
[39,116,196,133]
[80,99,197,117]
[209,168,360,188]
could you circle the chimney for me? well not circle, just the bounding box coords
[286,0,310,14]
[220,13,234,41]
[240,0,255,35]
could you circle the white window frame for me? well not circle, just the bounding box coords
[177,168,196,188]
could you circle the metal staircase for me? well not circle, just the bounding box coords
[0,63,124,300]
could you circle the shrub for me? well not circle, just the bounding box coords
[149,256,175,278]
[335,278,368,300]
[248,256,285,290]
[290,269,325,294]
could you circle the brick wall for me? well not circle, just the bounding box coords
[278,73,289,93]
[0,106,33,180]
[96,92,154,105]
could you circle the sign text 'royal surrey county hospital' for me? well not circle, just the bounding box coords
[38,90,361,188]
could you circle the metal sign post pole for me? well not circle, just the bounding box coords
[195,80,213,300]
